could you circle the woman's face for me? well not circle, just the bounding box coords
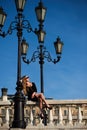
[26,77,29,82]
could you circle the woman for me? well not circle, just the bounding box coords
[21,75,52,118]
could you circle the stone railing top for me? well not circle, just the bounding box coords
[26,99,87,105]
[0,100,11,106]
[0,98,87,106]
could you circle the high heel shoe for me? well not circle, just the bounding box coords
[39,113,44,119]
[42,104,52,110]
[46,105,52,110]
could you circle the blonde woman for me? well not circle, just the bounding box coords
[21,75,52,118]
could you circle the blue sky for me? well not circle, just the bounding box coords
[0,0,87,99]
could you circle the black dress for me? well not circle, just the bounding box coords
[26,82,38,102]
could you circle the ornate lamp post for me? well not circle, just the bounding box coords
[0,0,32,128]
[21,1,63,94]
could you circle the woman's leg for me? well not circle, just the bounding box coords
[31,92,44,110]
[34,93,52,109]
[34,93,48,106]
[34,94,44,118]
[32,92,52,110]
[39,97,43,110]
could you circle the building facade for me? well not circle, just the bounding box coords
[0,88,87,130]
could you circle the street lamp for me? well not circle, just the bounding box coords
[0,0,32,128]
[0,0,63,128]
[21,1,63,94]
[21,37,63,94]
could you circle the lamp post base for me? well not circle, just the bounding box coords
[12,85,26,128]
[12,120,26,128]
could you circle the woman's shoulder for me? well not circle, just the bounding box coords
[32,82,37,92]
[32,82,36,86]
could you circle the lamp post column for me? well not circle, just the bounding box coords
[17,18,22,82]
[12,13,26,128]
[39,45,44,93]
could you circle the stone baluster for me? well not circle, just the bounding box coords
[48,109,54,126]
[2,107,9,128]
[68,106,72,125]
[58,106,63,125]
[30,108,33,125]
[0,108,1,126]
[5,107,9,125]
[37,113,44,126]
[78,106,82,124]
[39,118,44,126]
[0,118,2,127]
[27,106,33,128]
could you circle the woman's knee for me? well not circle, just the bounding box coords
[39,93,44,98]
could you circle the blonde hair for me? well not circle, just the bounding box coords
[21,76,27,95]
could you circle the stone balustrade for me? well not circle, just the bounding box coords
[0,88,87,129]
[0,98,87,129]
